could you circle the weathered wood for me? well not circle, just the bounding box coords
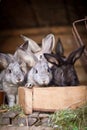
[33,86,87,111]
[18,87,33,114]
[0,26,72,36]
[18,86,87,114]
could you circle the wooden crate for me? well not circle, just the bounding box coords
[18,86,87,114]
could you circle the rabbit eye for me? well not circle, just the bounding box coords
[8,69,12,73]
[35,69,38,73]
[47,68,50,72]
[40,55,42,59]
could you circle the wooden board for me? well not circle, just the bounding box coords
[18,87,33,114]
[18,86,87,114]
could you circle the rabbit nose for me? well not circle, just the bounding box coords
[17,78,21,82]
[43,80,45,83]
[42,80,47,85]
[17,78,23,82]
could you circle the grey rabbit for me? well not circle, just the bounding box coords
[25,57,52,88]
[0,53,25,107]
[20,34,55,67]
[44,38,85,86]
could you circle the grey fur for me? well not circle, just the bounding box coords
[25,59,52,88]
[0,53,24,107]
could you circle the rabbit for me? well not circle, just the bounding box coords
[25,57,53,88]
[20,34,55,66]
[44,38,85,86]
[0,53,25,107]
[13,34,55,83]
[14,41,38,68]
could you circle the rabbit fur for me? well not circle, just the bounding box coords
[14,41,38,68]
[13,33,55,85]
[44,38,85,86]
[25,57,53,88]
[19,34,55,67]
[0,53,25,107]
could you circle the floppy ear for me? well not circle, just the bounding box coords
[56,38,64,56]
[20,35,41,53]
[0,53,14,68]
[42,34,55,53]
[67,45,85,64]
[44,53,59,66]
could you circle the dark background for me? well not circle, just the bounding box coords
[0,0,87,30]
[0,0,87,84]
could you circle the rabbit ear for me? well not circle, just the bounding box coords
[42,34,55,53]
[44,53,59,66]
[20,35,41,53]
[67,45,85,64]
[20,41,29,51]
[14,46,38,67]
[56,38,64,56]
[0,53,14,68]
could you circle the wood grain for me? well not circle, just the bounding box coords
[18,86,87,114]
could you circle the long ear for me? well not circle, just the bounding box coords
[67,45,85,64]
[14,47,38,67]
[20,35,41,53]
[20,41,29,51]
[0,53,14,68]
[56,38,64,56]
[42,34,55,53]
[44,53,59,66]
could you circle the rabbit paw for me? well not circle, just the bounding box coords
[25,82,33,88]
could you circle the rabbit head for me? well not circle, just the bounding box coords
[26,58,53,87]
[4,61,24,85]
[20,34,55,61]
[0,53,24,85]
[44,39,85,86]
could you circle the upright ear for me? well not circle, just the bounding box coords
[56,38,64,56]
[42,34,55,53]
[44,53,59,66]
[20,41,29,51]
[67,45,85,64]
[20,35,41,53]
[0,53,14,68]
[20,61,29,74]
[14,47,38,67]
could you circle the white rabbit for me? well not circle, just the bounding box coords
[0,53,25,107]
[20,34,55,65]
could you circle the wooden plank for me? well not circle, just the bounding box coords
[18,87,33,114]
[33,86,87,112]
[0,26,72,36]
[18,86,87,114]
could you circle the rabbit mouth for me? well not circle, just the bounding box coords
[37,80,49,86]
[16,78,24,84]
